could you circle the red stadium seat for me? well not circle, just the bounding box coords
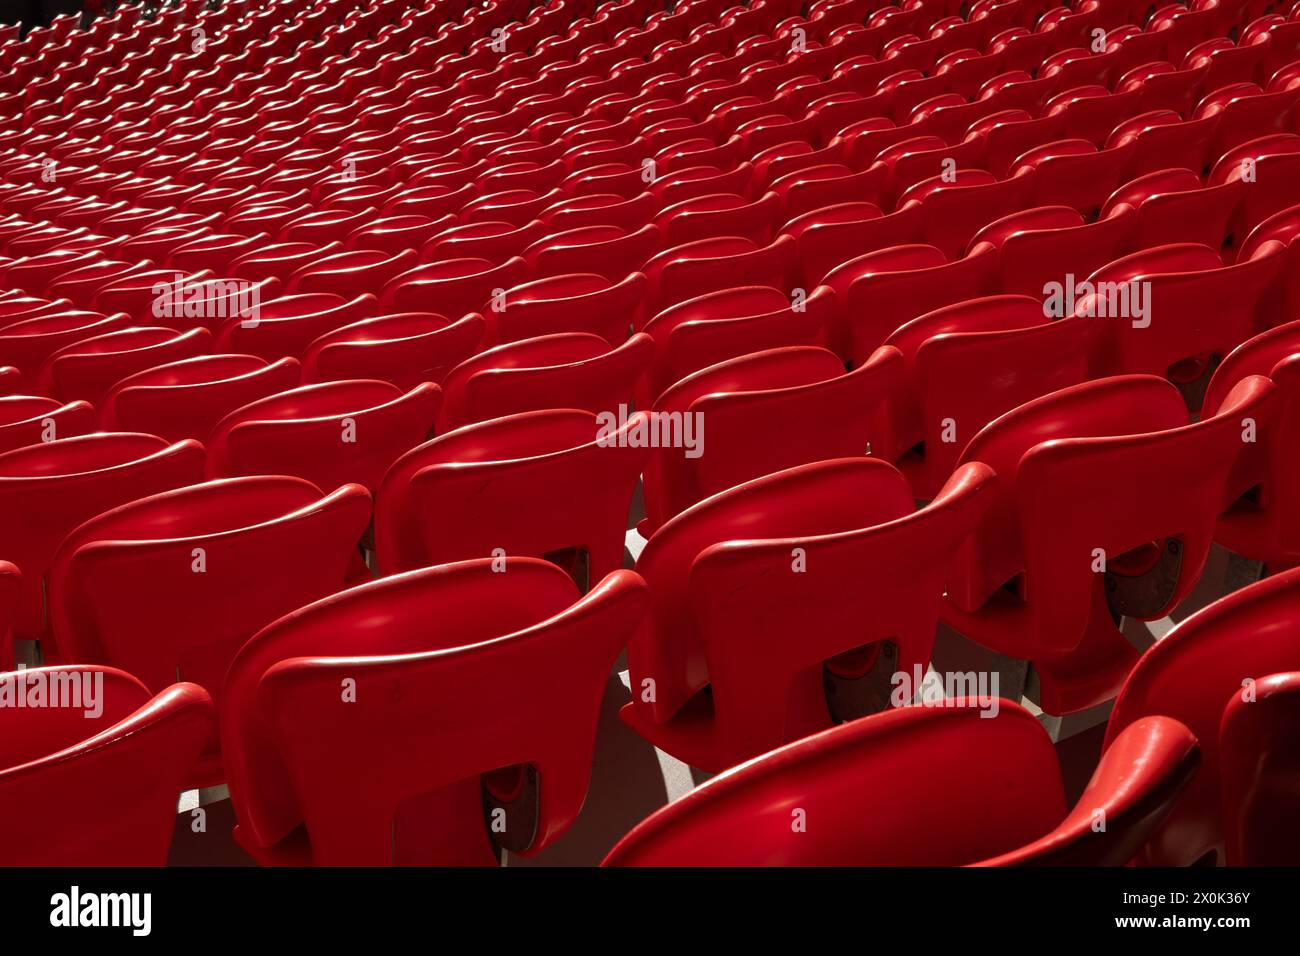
[1105,567,1300,865]
[944,374,1277,716]
[0,666,213,866]
[375,408,647,582]
[640,345,902,534]
[48,476,372,786]
[221,558,647,865]
[207,379,440,493]
[605,701,1196,865]
[625,457,994,770]
[438,331,652,430]
[101,354,302,441]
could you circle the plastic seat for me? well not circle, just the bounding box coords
[0,309,128,384]
[491,272,647,344]
[0,666,213,866]
[0,393,96,455]
[605,700,1196,865]
[35,325,213,405]
[48,476,373,787]
[215,292,375,361]
[374,408,647,584]
[641,345,903,535]
[1219,670,1300,866]
[377,256,528,315]
[1102,168,1245,253]
[0,432,205,643]
[943,374,1277,716]
[301,312,487,390]
[207,379,441,493]
[1105,567,1300,865]
[624,457,995,771]
[221,558,647,865]
[1083,241,1284,407]
[438,332,653,430]
[883,295,1093,498]
[637,284,832,406]
[969,204,1136,297]
[832,243,996,364]
[641,234,798,313]
[1202,318,1300,570]
[1210,134,1300,243]
[100,353,303,441]
[524,223,661,280]
[282,247,419,297]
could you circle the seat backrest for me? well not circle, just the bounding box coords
[50,476,372,701]
[995,375,1274,652]
[301,312,486,390]
[604,702,1069,865]
[1106,567,1300,865]
[0,432,206,640]
[222,559,647,864]
[438,331,653,429]
[1219,671,1300,865]
[206,379,441,492]
[102,354,302,441]
[0,666,213,865]
[642,345,902,531]
[374,408,648,582]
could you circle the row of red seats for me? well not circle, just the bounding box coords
[1,0,1298,867]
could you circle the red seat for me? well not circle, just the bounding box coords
[221,558,647,865]
[1105,566,1300,865]
[944,374,1277,716]
[438,332,653,430]
[523,223,661,281]
[216,292,375,361]
[883,295,1093,498]
[1203,318,1300,569]
[101,353,302,441]
[301,311,487,390]
[641,234,798,313]
[0,666,213,865]
[833,243,996,364]
[1082,241,1283,406]
[284,247,420,296]
[375,408,647,583]
[35,325,213,405]
[637,284,832,406]
[969,204,1135,297]
[207,379,440,493]
[377,256,528,315]
[0,394,96,454]
[0,309,127,384]
[1102,167,1245,253]
[0,432,205,643]
[491,272,648,344]
[624,457,994,771]
[1212,133,1300,244]
[605,700,1196,865]
[1219,670,1300,865]
[48,476,373,787]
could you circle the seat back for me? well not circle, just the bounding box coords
[0,432,206,640]
[50,476,372,703]
[375,408,647,581]
[222,559,647,864]
[0,666,213,865]
[642,345,902,531]
[1106,567,1300,865]
[207,379,441,492]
